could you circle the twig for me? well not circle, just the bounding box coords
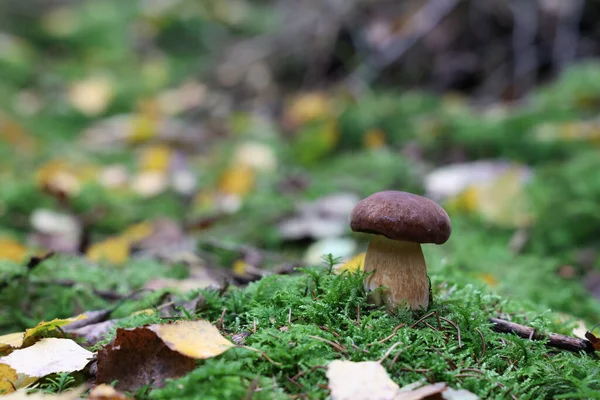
[307,335,348,354]
[367,323,406,346]
[244,377,260,400]
[378,341,404,364]
[217,308,227,331]
[290,365,327,382]
[489,318,595,353]
[318,326,340,337]
[474,328,486,361]
[410,311,437,329]
[288,308,292,325]
[238,345,282,367]
[440,317,462,348]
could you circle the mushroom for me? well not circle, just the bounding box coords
[349,191,451,310]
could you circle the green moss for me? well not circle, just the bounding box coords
[147,266,599,400]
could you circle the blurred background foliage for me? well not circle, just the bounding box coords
[2,0,600,329]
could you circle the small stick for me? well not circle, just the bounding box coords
[356,305,361,325]
[410,311,436,329]
[290,365,327,382]
[367,323,406,346]
[288,308,292,325]
[489,317,595,353]
[244,377,260,400]
[307,335,348,354]
[474,328,486,361]
[217,308,227,331]
[440,317,462,348]
[378,341,404,364]
[238,345,282,366]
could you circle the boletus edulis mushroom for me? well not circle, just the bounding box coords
[349,191,451,310]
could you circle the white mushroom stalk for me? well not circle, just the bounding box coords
[363,236,429,310]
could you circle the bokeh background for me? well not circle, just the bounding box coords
[2,0,600,330]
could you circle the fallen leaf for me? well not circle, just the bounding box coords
[441,388,479,400]
[64,320,116,347]
[364,128,386,149]
[336,252,366,274]
[218,163,255,196]
[132,170,168,197]
[30,209,81,246]
[35,160,81,197]
[86,237,130,265]
[279,193,359,240]
[149,320,234,359]
[144,276,220,292]
[424,161,532,201]
[21,315,88,346]
[68,75,114,116]
[426,161,533,228]
[326,360,475,400]
[96,326,196,391]
[88,384,132,400]
[0,338,93,377]
[396,382,447,400]
[304,238,356,266]
[584,331,600,351]
[327,360,399,400]
[0,238,27,263]
[120,222,154,244]
[0,363,18,394]
[534,120,600,145]
[233,141,277,172]
[0,333,26,354]
[138,145,172,173]
[284,92,332,127]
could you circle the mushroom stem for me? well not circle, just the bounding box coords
[363,236,429,310]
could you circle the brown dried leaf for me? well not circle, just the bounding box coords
[96,326,196,391]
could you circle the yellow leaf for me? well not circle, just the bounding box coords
[336,253,366,274]
[0,238,27,263]
[150,320,234,359]
[138,145,172,173]
[129,115,157,144]
[284,92,332,126]
[89,384,132,400]
[218,163,255,196]
[68,76,114,116]
[0,333,25,354]
[0,363,18,394]
[23,315,87,343]
[35,160,81,196]
[130,309,156,317]
[232,259,248,276]
[363,129,386,149]
[128,100,162,144]
[120,222,154,244]
[87,237,130,264]
[476,273,498,287]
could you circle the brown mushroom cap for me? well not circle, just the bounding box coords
[349,191,451,244]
